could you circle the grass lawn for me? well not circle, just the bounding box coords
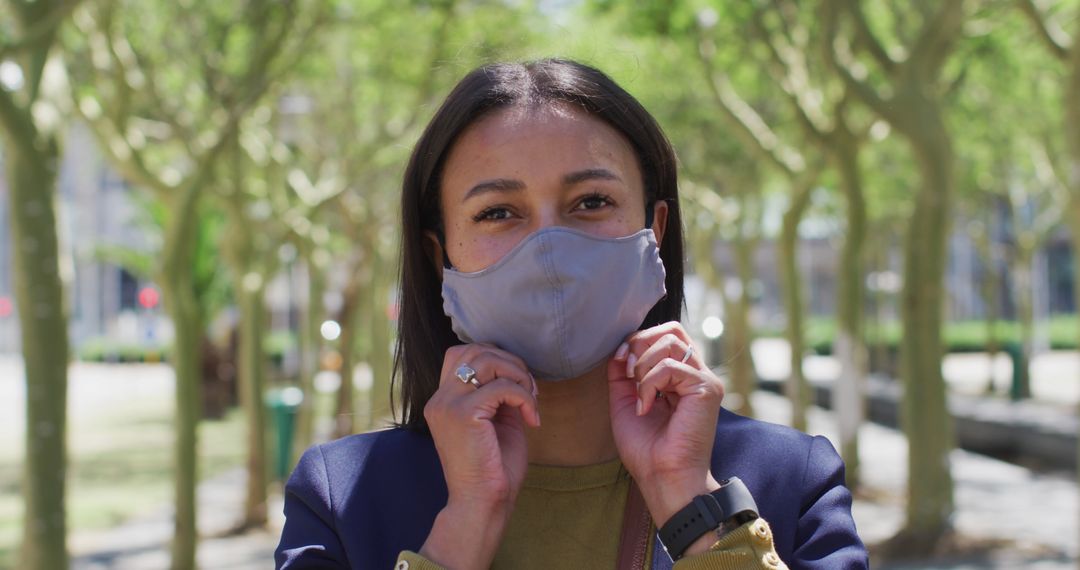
[0,390,247,567]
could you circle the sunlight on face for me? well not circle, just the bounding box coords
[436,104,661,273]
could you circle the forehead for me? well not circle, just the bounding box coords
[440,104,641,188]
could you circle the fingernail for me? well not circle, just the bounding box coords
[530,374,538,397]
[636,399,643,416]
[626,353,637,379]
[615,342,629,360]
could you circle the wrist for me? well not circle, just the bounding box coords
[655,476,760,561]
[420,500,511,569]
[639,470,721,527]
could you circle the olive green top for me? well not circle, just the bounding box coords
[396,459,786,570]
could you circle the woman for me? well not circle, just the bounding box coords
[276,59,867,570]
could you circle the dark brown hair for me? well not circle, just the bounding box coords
[393,58,685,432]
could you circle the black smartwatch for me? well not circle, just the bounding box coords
[657,477,759,561]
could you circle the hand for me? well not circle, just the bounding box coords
[420,343,540,569]
[609,322,725,530]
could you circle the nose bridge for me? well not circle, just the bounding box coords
[530,201,564,232]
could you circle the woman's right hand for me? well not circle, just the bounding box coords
[419,343,540,569]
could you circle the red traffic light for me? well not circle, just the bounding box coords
[138,287,160,309]
[0,296,11,318]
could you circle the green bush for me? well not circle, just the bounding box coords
[77,337,171,363]
[762,315,1080,355]
[264,330,297,370]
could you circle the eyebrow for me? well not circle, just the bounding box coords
[462,168,622,203]
[462,179,526,202]
[562,168,621,186]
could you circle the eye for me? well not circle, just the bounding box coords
[472,205,515,223]
[574,193,614,212]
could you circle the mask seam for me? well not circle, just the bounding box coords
[538,232,572,378]
[444,227,655,279]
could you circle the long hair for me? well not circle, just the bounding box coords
[393,58,685,432]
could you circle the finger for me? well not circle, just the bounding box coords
[607,354,639,409]
[440,344,485,387]
[441,346,534,395]
[472,342,533,374]
[612,340,632,362]
[478,345,537,396]
[636,358,721,416]
[461,377,541,428]
[467,351,535,396]
[624,322,691,363]
[631,334,695,380]
[452,343,536,395]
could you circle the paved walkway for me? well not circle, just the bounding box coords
[752,338,1080,407]
[751,390,1078,569]
[4,354,1078,568]
[70,469,282,569]
[64,393,1079,569]
[0,356,177,455]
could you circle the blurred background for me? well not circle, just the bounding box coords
[1,0,1078,568]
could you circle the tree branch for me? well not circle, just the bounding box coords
[1032,138,1069,201]
[130,49,197,154]
[0,85,37,157]
[849,0,898,75]
[399,0,458,135]
[906,0,968,79]
[749,4,830,143]
[822,0,901,124]
[76,107,172,196]
[696,35,806,176]
[1016,0,1071,61]
[0,0,84,61]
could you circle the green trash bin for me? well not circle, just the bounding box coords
[1003,342,1027,402]
[266,387,304,480]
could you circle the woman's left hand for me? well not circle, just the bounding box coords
[609,321,726,528]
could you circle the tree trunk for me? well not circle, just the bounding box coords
[353,272,376,431]
[727,233,758,418]
[896,123,955,547]
[7,139,69,570]
[1010,243,1035,400]
[332,268,364,439]
[163,280,203,570]
[293,254,324,457]
[1063,29,1080,558]
[220,143,270,527]
[971,219,1001,394]
[778,182,813,431]
[832,140,868,489]
[1070,203,1080,565]
[161,186,205,570]
[688,219,743,413]
[236,284,268,527]
[367,253,396,428]
[868,239,892,376]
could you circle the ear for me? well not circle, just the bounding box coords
[423,230,445,280]
[650,200,669,247]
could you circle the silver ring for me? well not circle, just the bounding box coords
[680,345,694,364]
[455,364,481,389]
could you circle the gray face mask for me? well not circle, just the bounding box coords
[441,226,667,381]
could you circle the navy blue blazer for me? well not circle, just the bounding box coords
[276,409,868,569]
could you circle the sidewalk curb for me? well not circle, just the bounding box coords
[757,376,1078,471]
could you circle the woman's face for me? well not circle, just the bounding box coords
[433,104,668,273]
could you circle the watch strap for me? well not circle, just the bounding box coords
[657,477,758,561]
